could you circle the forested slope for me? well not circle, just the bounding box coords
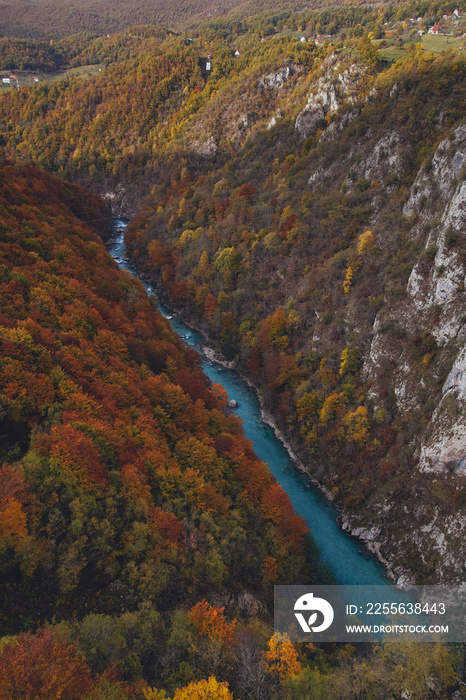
[0,159,317,697]
[0,0,365,39]
[0,28,323,214]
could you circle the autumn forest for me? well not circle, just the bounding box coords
[0,0,465,697]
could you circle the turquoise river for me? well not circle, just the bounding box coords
[109,219,391,588]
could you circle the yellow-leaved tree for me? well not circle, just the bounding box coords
[263,633,302,681]
[143,676,234,699]
[343,406,370,445]
[357,230,375,255]
[343,230,375,293]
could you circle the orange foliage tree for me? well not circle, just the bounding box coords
[188,600,237,647]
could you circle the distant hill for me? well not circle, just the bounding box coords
[0,0,364,38]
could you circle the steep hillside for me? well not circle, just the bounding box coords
[0,28,324,215]
[124,49,466,585]
[0,159,317,695]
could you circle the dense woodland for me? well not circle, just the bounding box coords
[0,159,315,697]
[0,161,459,699]
[0,0,466,696]
[0,0,395,40]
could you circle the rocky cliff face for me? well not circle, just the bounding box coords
[314,121,466,584]
[295,54,362,138]
[244,61,464,584]
[185,61,301,154]
[394,126,465,475]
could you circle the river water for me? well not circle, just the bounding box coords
[109,219,390,587]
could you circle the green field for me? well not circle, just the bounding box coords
[41,63,105,84]
[421,33,464,52]
[378,33,464,66]
[379,45,408,64]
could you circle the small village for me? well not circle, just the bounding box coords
[0,63,104,90]
[0,71,40,89]
[1,6,465,91]
[296,6,466,54]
